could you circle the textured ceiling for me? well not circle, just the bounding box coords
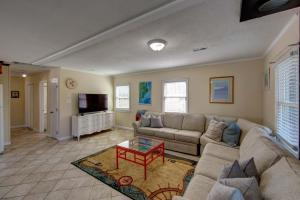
[0,0,298,75]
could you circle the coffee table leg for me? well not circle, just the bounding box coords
[162,143,165,163]
[144,155,147,180]
[116,147,119,169]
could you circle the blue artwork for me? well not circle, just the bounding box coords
[213,80,229,99]
[210,77,234,103]
[139,82,152,104]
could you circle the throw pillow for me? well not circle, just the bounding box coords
[239,158,260,183]
[207,182,244,200]
[219,177,262,200]
[219,160,246,179]
[150,116,163,128]
[205,120,227,142]
[140,115,151,127]
[222,122,241,146]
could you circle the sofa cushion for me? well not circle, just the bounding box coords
[239,127,264,158]
[150,116,164,128]
[141,115,151,127]
[237,118,272,144]
[202,143,239,162]
[207,181,244,200]
[260,157,300,200]
[205,115,237,131]
[204,120,227,142]
[200,135,235,154]
[174,130,201,144]
[195,154,232,180]
[240,133,284,175]
[163,113,184,130]
[219,160,246,179]
[222,122,241,146]
[137,127,156,136]
[154,128,177,140]
[182,114,205,132]
[220,177,262,200]
[184,175,215,200]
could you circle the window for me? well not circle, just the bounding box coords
[275,47,299,157]
[163,80,188,113]
[115,85,130,111]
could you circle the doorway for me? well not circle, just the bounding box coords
[49,81,59,138]
[39,80,47,133]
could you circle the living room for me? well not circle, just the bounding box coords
[0,0,299,199]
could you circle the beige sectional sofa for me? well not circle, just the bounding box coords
[175,126,300,200]
[132,112,271,155]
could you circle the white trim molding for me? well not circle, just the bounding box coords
[11,125,27,129]
[115,126,134,131]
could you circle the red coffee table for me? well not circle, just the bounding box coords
[116,137,165,180]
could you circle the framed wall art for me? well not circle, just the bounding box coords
[209,76,234,104]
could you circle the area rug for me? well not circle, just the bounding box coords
[72,146,197,200]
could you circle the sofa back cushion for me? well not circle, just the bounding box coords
[237,118,272,144]
[163,113,184,130]
[205,115,237,131]
[182,114,205,132]
[240,128,284,174]
[260,157,300,200]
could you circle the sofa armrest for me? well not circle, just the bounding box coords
[172,196,190,200]
[132,121,141,136]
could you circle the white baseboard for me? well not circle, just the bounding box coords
[57,136,72,141]
[116,126,133,131]
[5,141,11,146]
[11,125,26,128]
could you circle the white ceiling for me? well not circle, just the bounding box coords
[0,0,298,75]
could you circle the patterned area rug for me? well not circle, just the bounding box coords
[72,146,196,200]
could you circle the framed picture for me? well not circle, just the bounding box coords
[11,91,20,98]
[209,76,234,104]
[139,81,152,105]
[264,67,270,90]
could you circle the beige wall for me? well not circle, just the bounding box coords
[114,59,264,128]
[0,66,11,145]
[263,15,299,130]
[26,71,49,131]
[59,69,113,139]
[10,76,25,127]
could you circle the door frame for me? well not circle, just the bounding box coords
[25,83,34,129]
[39,80,47,133]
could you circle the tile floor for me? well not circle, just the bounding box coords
[0,128,134,200]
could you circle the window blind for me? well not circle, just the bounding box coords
[115,85,130,110]
[163,80,188,113]
[275,47,299,156]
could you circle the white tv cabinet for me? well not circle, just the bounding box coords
[72,111,114,141]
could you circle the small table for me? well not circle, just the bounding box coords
[116,137,165,180]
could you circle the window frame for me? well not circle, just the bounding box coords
[274,46,299,159]
[162,79,189,113]
[115,84,131,112]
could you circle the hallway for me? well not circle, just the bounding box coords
[0,128,133,200]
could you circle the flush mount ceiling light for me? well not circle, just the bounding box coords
[22,74,27,78]
[147,39,167,51]
[258,0,290,12]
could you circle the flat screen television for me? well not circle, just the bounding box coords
[78,93,108,114]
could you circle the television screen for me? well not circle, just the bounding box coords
[78,94,108,114]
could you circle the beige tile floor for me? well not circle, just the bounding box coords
[0,128,134,200]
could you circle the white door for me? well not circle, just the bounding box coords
[49,83,59,138]
[26,84,34,129]
[0,84,4,153]
[39,81,47,133]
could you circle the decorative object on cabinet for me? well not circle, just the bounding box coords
[72,111,114,141]
[11,91,20,98]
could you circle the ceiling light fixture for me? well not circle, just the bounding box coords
[147,39,167,51]
[22,74,27,78]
